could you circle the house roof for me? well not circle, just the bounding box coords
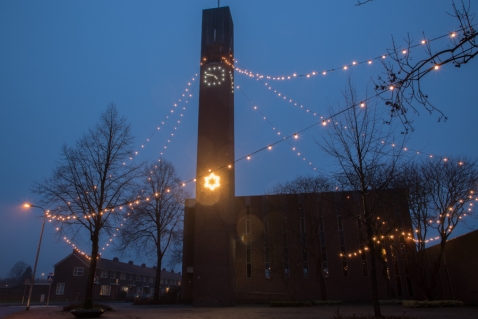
[56,250,181,280]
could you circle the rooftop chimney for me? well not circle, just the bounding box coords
[128,261,133,265]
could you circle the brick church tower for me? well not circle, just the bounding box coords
[182,6,236,306]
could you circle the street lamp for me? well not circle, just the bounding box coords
[23,203,48,311]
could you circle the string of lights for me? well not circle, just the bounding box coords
[236,85,321,172]
[124,74,198,165]
[49,24,477,257]
[233,29,464,82]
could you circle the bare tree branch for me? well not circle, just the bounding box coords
[375,1,477,132]
[32,104,141,308]
[116,159,189,301]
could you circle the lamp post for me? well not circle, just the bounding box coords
[23,204,48,311]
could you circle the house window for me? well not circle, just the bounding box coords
[149,277,154,283]
[73,267,84,276]
[264,218,271,279]
[299,203,309,279]
[101,270,108,278]
[110,271,116,279]
[137,287,143,295]
[100,285,111,296]
[150,288,154,295]
[136,275,140,281]
[319,216,329,278]
[128,274,132,280]
[282,217,290,279]
[121,286,129,292]
[143,276,146,282]
[120,272,126,280]
[337,212,348,277]
[56,283,65,295]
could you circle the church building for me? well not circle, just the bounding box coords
[181,6,415,306]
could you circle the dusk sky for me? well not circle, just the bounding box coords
[1,1,477,279]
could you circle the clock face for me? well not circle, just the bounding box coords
[203,66,226,86]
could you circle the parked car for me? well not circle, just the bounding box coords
[139,293,153,300]
[125,293,139,302]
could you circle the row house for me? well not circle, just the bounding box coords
[51,250,181,302]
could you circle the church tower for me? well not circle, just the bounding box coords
[182,6,235,306]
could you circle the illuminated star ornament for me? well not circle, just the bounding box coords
[204,172,220,190]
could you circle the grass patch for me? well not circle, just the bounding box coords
[333,316,421,319]
[379,299,403,305]
[270,300,343,307]
[133,299,177,305]
[311,300,343,306]
[62,303,113,312]
[402,300,465,308]
[270,301,312,307]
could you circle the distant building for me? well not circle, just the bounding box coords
[424,229,478,304]
[51,250,181,302]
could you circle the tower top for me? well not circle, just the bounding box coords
[201,6,233,64]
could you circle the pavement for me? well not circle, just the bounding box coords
[1,303,477,319]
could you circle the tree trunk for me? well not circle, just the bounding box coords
[377,253,395,299]
[367,230,381,317]
[315,258,327,300]
[153,252,162,301]
[84,229,100,309]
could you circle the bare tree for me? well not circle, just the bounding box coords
[166,231,183,270]
[320,81,407,317]
[33,104,140,308]
[394,156,478,299]
[116,159,188,301]
[268,175,332,195]
[7,261,28,285]
[375,1,477,132]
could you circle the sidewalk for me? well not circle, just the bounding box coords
[3,303,478,319]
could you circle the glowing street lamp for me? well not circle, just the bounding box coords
[23,203,48,311]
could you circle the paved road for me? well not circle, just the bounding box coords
[2,303,478,319]
[0,305,58,319]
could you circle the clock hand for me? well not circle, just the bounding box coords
[205,73,218,79]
